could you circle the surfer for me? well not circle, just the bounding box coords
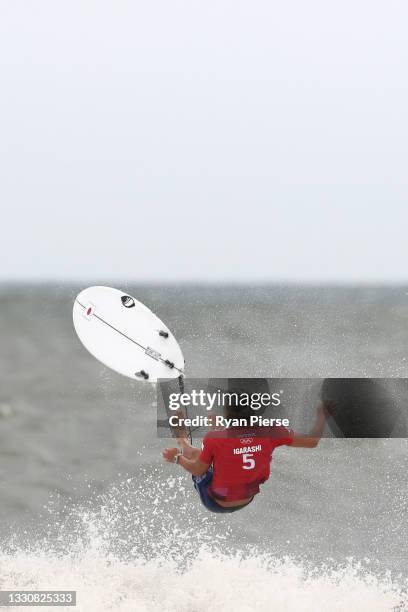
[163,398,333,513]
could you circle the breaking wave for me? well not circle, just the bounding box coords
[0,470,406,612]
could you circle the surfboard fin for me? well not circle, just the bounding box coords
[135,370,149,380]
[164,359,175,369]
[159,330,169,338]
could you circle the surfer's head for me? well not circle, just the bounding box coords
[223,388,254,424]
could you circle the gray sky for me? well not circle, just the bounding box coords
[1,0,407,282]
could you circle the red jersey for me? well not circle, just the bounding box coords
[199,426,294,502]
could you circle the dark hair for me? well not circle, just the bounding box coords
[223,388,254,424]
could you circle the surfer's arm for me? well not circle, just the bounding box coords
[178,455,210,476]
[162,447,210,476]
[291,401,333,448]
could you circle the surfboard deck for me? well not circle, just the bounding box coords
[73,286,185,382]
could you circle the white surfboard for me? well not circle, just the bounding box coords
[73,286,185,382]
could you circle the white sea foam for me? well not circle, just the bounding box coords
[0,473,406,612]
[0,548,405,612]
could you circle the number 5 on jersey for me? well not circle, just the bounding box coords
[242,453,255,470]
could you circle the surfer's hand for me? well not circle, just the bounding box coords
[162,447,180,463]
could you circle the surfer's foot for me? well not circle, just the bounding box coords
[177,437,200,460]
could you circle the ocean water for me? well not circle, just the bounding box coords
[0,284,407,611]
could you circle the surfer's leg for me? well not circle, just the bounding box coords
[177,437,200,460]
[191,468,222,513]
